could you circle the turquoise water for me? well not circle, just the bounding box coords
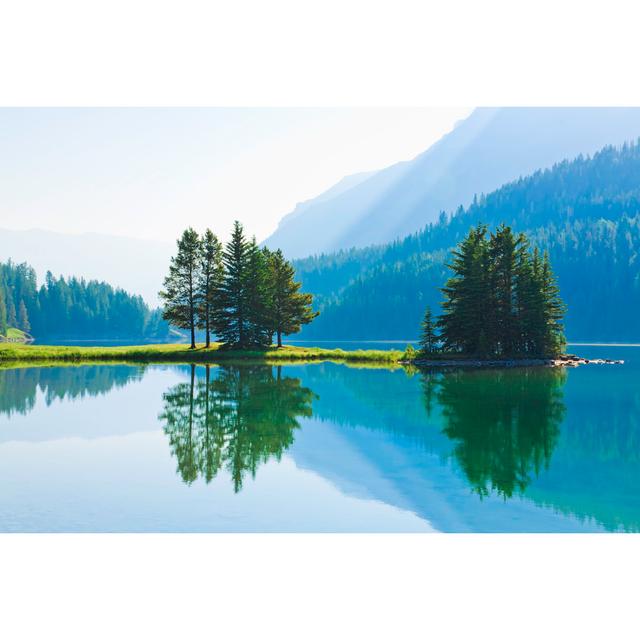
[0,345,638,532]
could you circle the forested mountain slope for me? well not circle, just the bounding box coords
[0,261,169,340]
[265,107,640,258]
[295,142,640,341]
[0,229,173,306]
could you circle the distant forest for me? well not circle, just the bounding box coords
[0,261,169,340]
[295,142,640,341]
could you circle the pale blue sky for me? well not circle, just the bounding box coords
[0,108,471,243]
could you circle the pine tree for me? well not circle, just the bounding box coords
[438,224,490,354]
[0,289,7,336]
[266,249,318,348]
[6,295,17,328]
[244,240,273,346]
[18,299,30,333]
[513,236,537,354]
[418,306,437,355]
[540,251,567,356]
[196,229,224,349]
[160,228,201,349]
[217,221,251,347]
[488,224,519,356]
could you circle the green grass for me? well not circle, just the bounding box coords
[0,342,404,367]
[4,327,27,340]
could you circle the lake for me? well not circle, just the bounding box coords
[1,345,638,532]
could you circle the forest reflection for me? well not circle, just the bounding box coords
[0,364,145,418]
[422,367,567,498]
[159,364,316,491]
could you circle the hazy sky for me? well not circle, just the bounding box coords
[0,107,472,243]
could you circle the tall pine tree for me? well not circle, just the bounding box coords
[244,240,273,346]
[0,289,7,336]
[438,224,490,354]
[540,251,567,356]
[217,221,251,347]
[488,224,519,356]
[160,228,201,349]
[196,229,224,349]
[266,249,318,347]
[18,300,30,333]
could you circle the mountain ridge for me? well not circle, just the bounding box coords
[265,107,640,259]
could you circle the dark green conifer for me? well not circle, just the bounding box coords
[6,295,17,328]
[266,249,318,348]
[18,300,30,333]
[438,224,490,354]
[540,251,567,356]
[488,224,519,356]
[244,240,273,347]
[418,306,438,355]
[160,228,201,349]
[0,289,7,336]
[196,229,224,349]
[217,221,251,347]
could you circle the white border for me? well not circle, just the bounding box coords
[2,1,640,637]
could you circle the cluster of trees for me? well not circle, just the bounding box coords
[416,225,566,358]
[160,221,318,349]
[293,141,640,342]
[0,261,169,340]
[160,364,315,491]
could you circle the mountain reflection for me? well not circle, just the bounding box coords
[423,368,567,498]
[159,364,316,491]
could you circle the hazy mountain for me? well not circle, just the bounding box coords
[0,229,172,305]
[295,141,640,341]
[264,107,640,259]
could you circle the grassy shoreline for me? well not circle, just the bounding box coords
[0,343,599,370]
[0,342,404,366]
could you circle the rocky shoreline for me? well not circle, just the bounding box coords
[408,354,624,368]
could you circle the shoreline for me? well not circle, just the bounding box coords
[409,355,624,368]
[0,343,402,366]
[0,343,624,369]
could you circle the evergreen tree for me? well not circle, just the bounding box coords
[266,249,318,348]
[196,229,224,348]
[18,300,30,333]
[488,224,519,356]
[6,295,17,328]
[244,240,273,347]
[217,221,251,347]
[0,289,7,336]
[418,306,437,355]
[540,251,567,356]
[160,228,201,349]
[438,224,490,354]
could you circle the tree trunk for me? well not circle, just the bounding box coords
[205,304,210,349]
[190,315,196,349]
[277,330,282,348]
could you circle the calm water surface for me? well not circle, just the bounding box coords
[1,345,638,532]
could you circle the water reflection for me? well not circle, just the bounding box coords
[6,357,640,531]
[424,368,566,498]
[159,364,316,491]
[0,364,146,418]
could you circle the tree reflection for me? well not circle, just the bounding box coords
[0,365,144,418]
[426,367,567,498]
[159,364,316,492]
